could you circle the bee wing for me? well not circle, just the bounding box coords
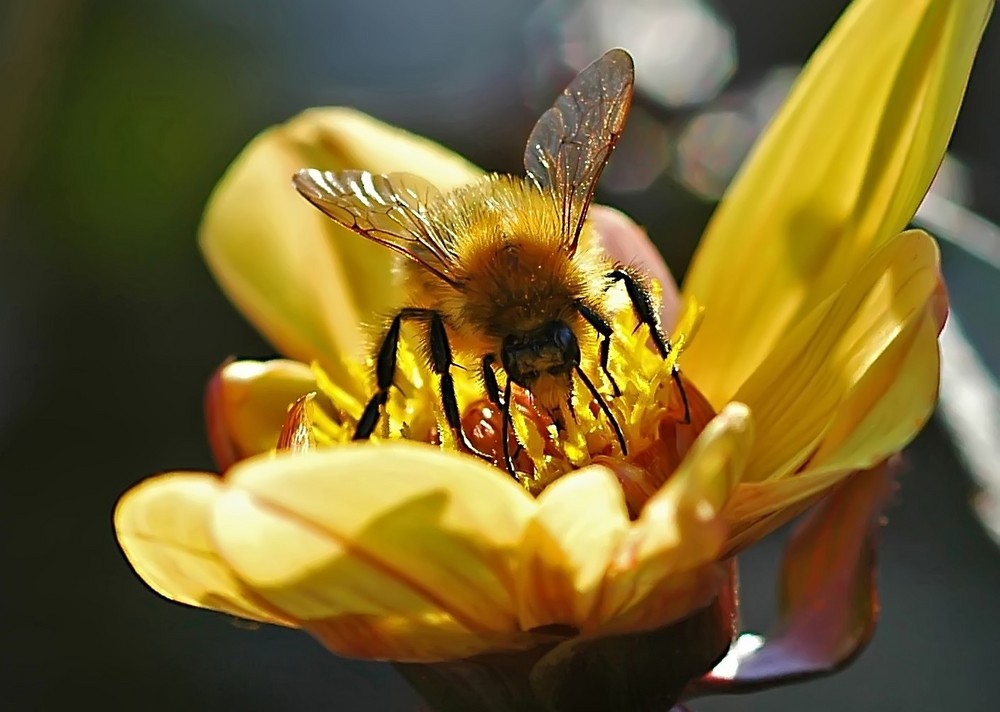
[524,49,634,255]
[293,168,461,285]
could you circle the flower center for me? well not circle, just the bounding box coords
[278,300,715,513]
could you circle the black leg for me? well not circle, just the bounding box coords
[481,354,503,408]
[501,378,516,475]
[576,367,627,455]
[607,268,670,358]
[354,308,492,455]
[482,354,518,477]
[423,313,495,458]
[354,310,410,440]
[608,268,691,424]
[672,368,692,425]
[576,301,621,397]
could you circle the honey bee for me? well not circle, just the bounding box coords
[293,49,689,474]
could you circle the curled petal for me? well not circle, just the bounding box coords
[691,465,894,696]
[725,306,939,534]
[210,443,536,660]
[597,404,754,634]
[113,473,293,626]
[682,0,992,406]
[199,108,481,383]
[205,358,317,470]
[516,466,631,632]
[275,393,319,455]
[736,231,940,485]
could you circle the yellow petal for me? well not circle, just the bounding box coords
[682,0,992,406]
[210,443,535,640]
[114,473,293,626]
[811,305,940,468]
[305,613,542,662]
[515,466,630,632]
[199,108,481,383]
[205,358,317,469]
[736,231,939,483]
[597,566,727,639]
[725,306,939,532]
[596,403,753,634]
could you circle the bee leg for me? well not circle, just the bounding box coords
[353,307,473,442]
[672,367,692,425]
[607,268,670,357]
[501,379,517,475]
[480,354,517,478]
[608,267,692,423]
[481,354,503,409]
[576,301,621,397]
[353,311,408,440]
[425,311,495,462]
[575,366,627,455]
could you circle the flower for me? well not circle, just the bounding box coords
[115,0,992,706]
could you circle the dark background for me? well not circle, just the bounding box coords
[2,1,999,710]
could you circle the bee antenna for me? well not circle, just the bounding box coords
[575,367,627,456]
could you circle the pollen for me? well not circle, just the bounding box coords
[277,299,715,513]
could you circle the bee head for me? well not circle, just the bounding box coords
[500,321,581,389]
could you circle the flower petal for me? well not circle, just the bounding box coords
[726,307,939,532]
[690,464,893,696]
[200,108,481,382]
[210,443,536,655]
[307,613,540,662]
[596,404,754,634]
[205,358,317,470]
[113,473,293,626]
[735,231,940,484]
[810,307,940,469]
[515,466,630,632]
[682,0,992,406]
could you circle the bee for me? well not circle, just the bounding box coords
[293,48,689,474]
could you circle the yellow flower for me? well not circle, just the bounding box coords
[115,0,991,670]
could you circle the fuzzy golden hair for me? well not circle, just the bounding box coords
[401,174,615,362]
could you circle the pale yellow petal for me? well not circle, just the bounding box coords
[595,565,727,637]
[725,306,939,531]
[722,494,820,558]
[305,613,543,662]
[515,466,630,632]
[290,108,481,192]
[114,473,293,626]
[736,231,939,483]
[199,108,481,384]
[596,403,753,633]
[205,359,317,468]
[211,443,535,636]
[810,309,940,468]
[682,0,992,406]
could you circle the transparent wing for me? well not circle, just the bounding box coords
[524,48,635,255]
[293,168,461,284]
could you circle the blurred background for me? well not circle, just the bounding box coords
[2,0,998,709]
